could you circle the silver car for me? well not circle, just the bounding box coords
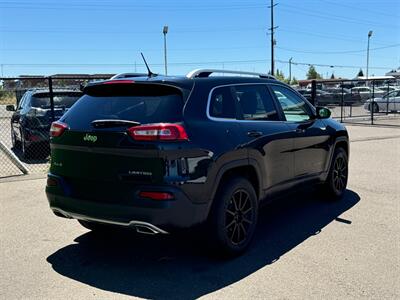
[351,86,386,100]
[364,90,400,112]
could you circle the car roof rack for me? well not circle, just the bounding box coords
[186,69,276,80]
[110,73,149,79]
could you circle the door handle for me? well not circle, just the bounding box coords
[295,128,305,133]
[247,130,263,137]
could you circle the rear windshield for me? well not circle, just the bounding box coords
[62,94,183,130]
[31,92,82,108]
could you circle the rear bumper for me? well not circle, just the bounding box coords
[51,207,169,234]
[46,175,210,232]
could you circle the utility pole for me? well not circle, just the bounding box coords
[288,57,292,84]
[269,0,278,75]
[163,25,169,75]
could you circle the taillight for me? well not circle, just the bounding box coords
[127,123,188,141]
[139,191,174,200]
[50,121,68,137]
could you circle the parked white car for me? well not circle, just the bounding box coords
[351,86,386,100]
[364,90,400,112]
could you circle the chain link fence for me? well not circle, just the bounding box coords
[1,75,399,178]
[298,78,400,126]
[0,75,111,177]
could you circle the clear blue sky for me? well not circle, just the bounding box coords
[0,0,399,79]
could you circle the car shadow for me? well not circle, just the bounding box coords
[47,189,360,299]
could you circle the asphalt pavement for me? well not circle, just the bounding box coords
[0,124,399,299]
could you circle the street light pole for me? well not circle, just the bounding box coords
[366,30,373,80]
[288,57,293,84]
[163,25,169,75]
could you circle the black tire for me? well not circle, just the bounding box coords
[20,130,34,159]
[11,130,21,150]
[208,177,258,256]
[321,147,348,199]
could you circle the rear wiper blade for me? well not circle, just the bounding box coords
[91,119,141,128]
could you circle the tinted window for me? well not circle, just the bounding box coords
[18,93,28,109]
[31,92,82,109]
[270,85,312,122]
[62,93,183,130]
[209,86,236,119]
[234,85,279,121]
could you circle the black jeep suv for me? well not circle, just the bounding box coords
[46,69,349,255]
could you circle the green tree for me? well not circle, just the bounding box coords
[357,69,364,77]
[330,73,335,79]
[275,69,286,81]
[291,76,298,85]
[306,65,322,79]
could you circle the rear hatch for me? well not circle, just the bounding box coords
[49,81,187,202]
[27,91,83,127]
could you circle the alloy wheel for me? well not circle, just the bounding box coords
[332,156,347,192]
[225,189,254,245]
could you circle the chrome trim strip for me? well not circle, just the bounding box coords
[51,207,169,234]
[186,68,276,80]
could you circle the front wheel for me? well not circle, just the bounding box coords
[208,177,258,256]
[11,130,21,150]
[321,147,348,199]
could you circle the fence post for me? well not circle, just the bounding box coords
[371,80,374,125]
[311,80,316,106]
[386,82,389,115]
[340,81,344,123]
[48,76,55,122]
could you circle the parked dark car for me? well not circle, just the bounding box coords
[6,89,83,158]
[46,69,349,256]
[323,87,362,105]
[297,89,336,104]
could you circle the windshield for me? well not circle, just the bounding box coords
[31,92,82,108]
[62,93,183,130]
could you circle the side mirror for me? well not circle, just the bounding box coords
[316,106,331,119]
[6,104,15,111]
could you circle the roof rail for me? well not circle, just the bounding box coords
[186,69,276,80]
[110,73,149,79]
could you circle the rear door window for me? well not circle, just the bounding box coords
[234,85,279,121]
[62,92,183,130]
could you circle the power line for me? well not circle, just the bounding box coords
[319,0,400,18]
[0,59,393,70]
[0,27,267,34]
[279,6,399,28]
[0,45,268,52]
[0,2,269,11]
[276,43,400,55]
[277,27,395,46]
